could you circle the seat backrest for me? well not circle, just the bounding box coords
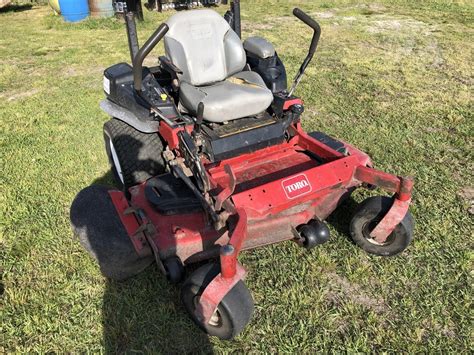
[164,9,246,86]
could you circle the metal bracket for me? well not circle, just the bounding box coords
[355,169,414,243]
[108,190,168,274]
[214,165,236,212]
[370,198,411,243]
[108,190,151,257]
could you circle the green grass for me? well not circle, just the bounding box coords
[1,1,473,352]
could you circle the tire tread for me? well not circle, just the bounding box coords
[103,119,165,189]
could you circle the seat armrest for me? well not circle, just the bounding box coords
[243,37,276,59]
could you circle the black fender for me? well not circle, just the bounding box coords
[100,99,160,133]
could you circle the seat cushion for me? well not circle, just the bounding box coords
[180,71,274,123]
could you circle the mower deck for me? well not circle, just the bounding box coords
[107,126,413,325]
[109,127,411,264]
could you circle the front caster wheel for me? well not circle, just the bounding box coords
[297,220,330,249]
[181,263,254,340]
[164,256,184,284]
[350,196,414,256]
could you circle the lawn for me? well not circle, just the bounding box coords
[1,0,473,352]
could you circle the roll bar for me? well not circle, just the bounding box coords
[132,23,169,92]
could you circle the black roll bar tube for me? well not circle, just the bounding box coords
[133,23,169,92]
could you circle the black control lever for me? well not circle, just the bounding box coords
[178,130,210,193]
[288,8,321,97]
[194,102,205,135]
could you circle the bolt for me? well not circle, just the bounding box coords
[221,244,235,256]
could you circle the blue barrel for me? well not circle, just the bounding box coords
[59,0,89,22]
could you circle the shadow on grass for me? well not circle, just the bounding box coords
[71,127,214,352]
[90,170,117,187]
[0,273,4,297]
[326,195,359,244]
[102,270,213,353]
[0,4,33,13]
[73,171,213,353]
[0,246,4,298]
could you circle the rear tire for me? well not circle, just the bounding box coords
[181,263,254,340]
[350,196,413,256]
[103,119,166,191]
[70,185,154,281]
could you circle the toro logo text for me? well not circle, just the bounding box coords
[281,174,312,199]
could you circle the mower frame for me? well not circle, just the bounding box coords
[108,121,413,323]
[101,0,414,330]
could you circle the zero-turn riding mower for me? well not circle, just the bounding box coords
[71,0,414,339]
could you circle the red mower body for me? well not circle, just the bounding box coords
[108,122,413,324]
[86,4,415,335]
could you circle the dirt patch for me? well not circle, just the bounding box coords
[426,39,445,68]
[342,16,357,22]
[242,20,274,32]
[422,318,457,339]
[312,10,440,64]
[63,68,78,77]
[325,271,388,314]
[458,187,474,215]
[368,4,387,13]
[314,11,335,19]
[357,15,444,64]
[353,3,388,15]
[62,65,105,78]
[367,19,403,32]
[365,16,432,35]
[3,88,39,102]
